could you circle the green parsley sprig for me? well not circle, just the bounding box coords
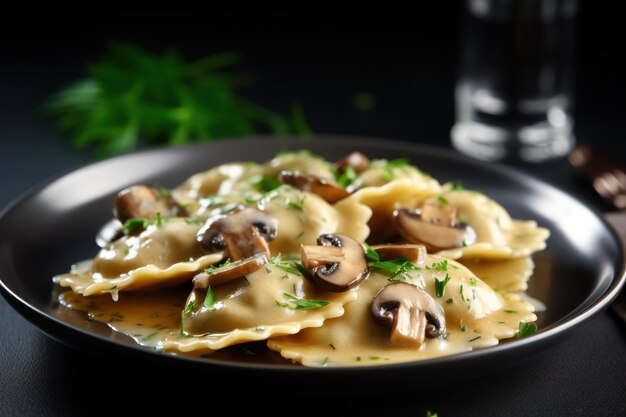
[44,42,311,158]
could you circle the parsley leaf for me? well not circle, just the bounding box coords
[123,218,149,234]
[275,299,330,310]
[203,287,217,310]
[336,165,358,188]
[371,258,421,281]
[451,180,464,191]
[285,195,306,212]
[437,196,449,205]
[362,242,381,263]
[516,321,537,338]
[434,273,451,297]
[248,174,281,192]
[183,300,195,317]
[426,260,448,272]
[269,254,302,276]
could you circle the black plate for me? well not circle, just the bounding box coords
[1,136,624,390]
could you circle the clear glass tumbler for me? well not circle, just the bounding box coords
[451,0,579,162]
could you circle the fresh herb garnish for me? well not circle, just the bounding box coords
[426,260,448,272]
[460,284,467,303]
[468,335,481,342]
[381,158,410,181]
[437,196,449,205]
[248,174,281,192]
[504,309,518,314]
[516,321,537,338]
[275,299,330,310]
[155,211,163,227]
[434,273,451,297]
[320,357,329,366]
[269,254,302,276]
[123,218,148,234]
[156,187,171,200]
[373,258,421,281]
[469,277,478,287]
[363,242,380,262]
[446,298,453,304]
[203,287,217,310]
[450,180,464,191]
[139,332,158,342]
[243,189,280,206]
[336,165,358,188]
[44,43,310,158]
[460,322,466,332]
[285,195,306,212]
[183,300,195,317]
[426,411,439,417]
[204,258,233,275]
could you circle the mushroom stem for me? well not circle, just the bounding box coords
[370,244,426,265]
[421,203,456,225]
[300,245,345,270]
[392,304,427,347]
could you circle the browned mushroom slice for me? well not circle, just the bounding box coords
[371,282,446,347]
[196,208,278,261]
[393,204,476,251]
[279,171,349,203]
[300,233,369,292]
[336,151,370,174]
[370,244,426,265]
[113,185,188,224]
[193,253,267,289]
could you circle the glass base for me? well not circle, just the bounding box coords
[451,121,575,163]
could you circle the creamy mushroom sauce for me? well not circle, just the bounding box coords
[268,255,535,366]
[53,151,548,366]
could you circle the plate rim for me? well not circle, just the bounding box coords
[1,134,625,374]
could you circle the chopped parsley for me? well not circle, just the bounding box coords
[373,258,421,281]
[123,218,148,234]
[460,322,466,332]
[516,321,537,338]
[184,218,205,225]
[183,300,195,317]
[203,287,217,310]
[450,180,464,191]
[243,189,281,206]
[320,357,329,366]
[469,277,478,287]
[434,273,451,297]
[275,298,330,310]
[437,196,449,205]
[335,165,358,188]
[468,335,481,342]
[269,254,302,276]
[426,411,439,417]
[381,158,410,181]
[248,174,281,192]
[426,260,448,272]
[504,309,518,314]
[460,284,468,303]
[363,242,380,263]
[446,298,453,304]
[155,211,162,227]
[285,195,306,212]
[204,258,233,275]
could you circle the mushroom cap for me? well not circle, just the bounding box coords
[371,282,446,346]
[113,184,188,223]
[196,208,278,260]
[336,151,370,174]
[279,171,349,203]
[307,233,369,292]
[393,208,476,251]
[193,253,267,289]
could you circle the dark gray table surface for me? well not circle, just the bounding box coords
[2,12,626,416]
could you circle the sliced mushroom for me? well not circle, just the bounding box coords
[279,171,349,203]
[193,253,267,289]
[300,233,369,292]
[370,244,426,265]
[336,151,369,174]
[113,185,188,224]
[393,204,476,251]
[371,282,446,347]
[196,208,278,260]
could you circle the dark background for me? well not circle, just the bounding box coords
[1,8,626,416]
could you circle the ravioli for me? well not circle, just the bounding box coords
[163,264,357,354]
[429,189,550,260]
[53,219,222,297]
[268,255,536,366]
